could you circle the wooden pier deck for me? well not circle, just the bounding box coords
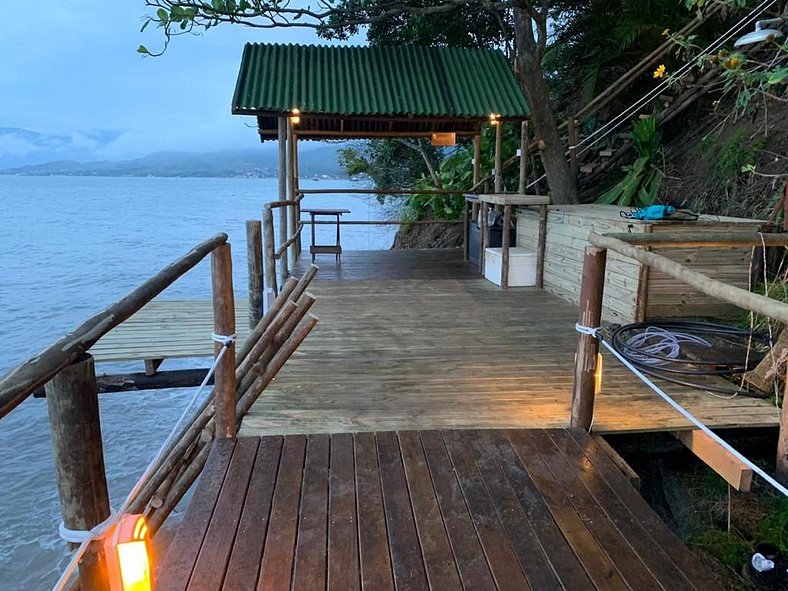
[241,249,779,435]
[158,429,716,590]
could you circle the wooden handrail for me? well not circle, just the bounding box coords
[298,188,466,195]
[588,232,788,325]
[264,200,299,210]
[275,222,305,258]
[602,232,788,248]
[0,233,228,419]
[302,219,463,226]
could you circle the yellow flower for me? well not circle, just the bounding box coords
[662,28,670,36]
[653,64,667,79]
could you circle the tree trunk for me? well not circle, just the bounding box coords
[513,8,578,205]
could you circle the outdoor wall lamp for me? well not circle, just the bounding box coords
[734,18,785,47]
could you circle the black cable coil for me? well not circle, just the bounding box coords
[606,320,771,395]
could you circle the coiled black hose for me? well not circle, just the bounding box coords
[606,320,771,394]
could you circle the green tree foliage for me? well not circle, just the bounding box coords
[598,116,664,206]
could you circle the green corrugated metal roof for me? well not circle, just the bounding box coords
[232,43,529,119]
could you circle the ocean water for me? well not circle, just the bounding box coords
[0,175,394,589]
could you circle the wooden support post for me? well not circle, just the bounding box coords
[778,377,788,485]
[279,119,289,286]
[501,204,512,289]
[536,204,547,289]
[568,117,579,179]
[463,198,469,262]
[262,208,278,297]
[246,220,264,329]
[471,135,481,224]
[290,128,300,262]
[45,353,110,590]
[144,358,163,376]
[571,246,607,429]
[211,243,237,439]
[494,122,503,194]
[480,200,488,276]
[519,120,528,194]
[673,430,753,491]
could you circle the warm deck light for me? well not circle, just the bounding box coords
[104,514,153,591]
[290,108,301,125]
[594,353,603,394]
[489,113,500,125]
[431,132,456,146]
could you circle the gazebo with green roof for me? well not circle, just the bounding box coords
[231,42,536,287]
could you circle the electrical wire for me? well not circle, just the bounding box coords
[607,320,769,394]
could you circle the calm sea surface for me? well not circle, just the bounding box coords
[0,175,394,589]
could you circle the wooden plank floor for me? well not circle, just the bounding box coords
[246,251,779,435]
[158,430,716,591]
[89,299,253,362]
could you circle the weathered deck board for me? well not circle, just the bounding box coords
[158,431,716,591]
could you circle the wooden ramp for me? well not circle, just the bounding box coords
[158,429,716,591]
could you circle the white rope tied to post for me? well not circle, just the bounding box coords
[52,332,236,591]
[574,322,601,338]
[58,508,116,544]
[573,323,788,498]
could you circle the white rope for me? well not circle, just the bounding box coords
[58,508,116,544]
[574,324,788,497]
[575,322,601,337]
[52,333,235,591]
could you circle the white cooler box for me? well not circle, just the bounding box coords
[484,247,537,287]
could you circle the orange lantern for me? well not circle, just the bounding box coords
[104,514,153,591]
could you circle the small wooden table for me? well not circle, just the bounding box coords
[463,194,550,288]
[302,208,350,263]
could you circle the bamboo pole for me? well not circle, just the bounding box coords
[236,315,319,417]
[263,208,278,297]
[494,122,503,194]
[571,247,607,430]
[0,233,228,418]
[211,244,237,439]
[246,220,263,329]
[589,232,788,325]
[236,277,298,365]
[519,121,528,194]
[45,353,110,589]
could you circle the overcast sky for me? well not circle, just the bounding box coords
[0,1,360,164]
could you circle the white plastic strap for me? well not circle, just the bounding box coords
[59,509,116,544]
[575,323,601,338]
[211,333,236,346]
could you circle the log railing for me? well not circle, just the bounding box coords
[0,234,320,590]
[571,231,788,483]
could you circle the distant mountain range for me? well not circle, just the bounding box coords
[0,146,345,179]
[0,127,346,178]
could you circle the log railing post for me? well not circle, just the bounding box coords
[279,118,289,286]
[778,377,788,485]
[501,204,512,289]
[211,243,237,439]
[246,220,263,329]
[263,208,278,297]
[45,353,110,590]
[571,246,607,430]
